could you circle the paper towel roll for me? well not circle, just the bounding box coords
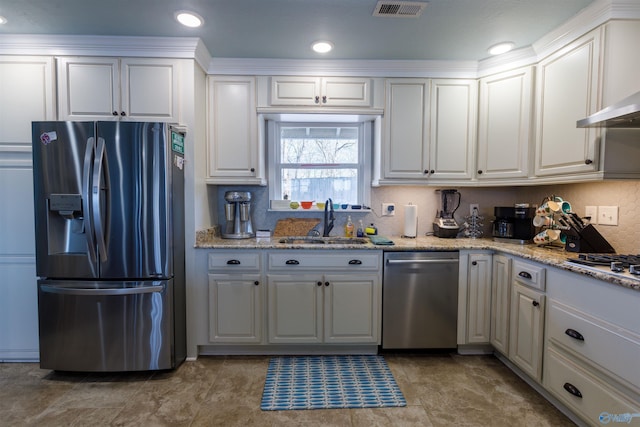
[404,204,418,237]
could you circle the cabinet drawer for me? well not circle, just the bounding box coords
[267,251,380,271]
[512,259,545,291]
[547,300,640,391]
[544,346,640,426]
[208,252,261,272]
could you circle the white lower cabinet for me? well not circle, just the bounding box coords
[490,254,511,355]
[464,252,493,344]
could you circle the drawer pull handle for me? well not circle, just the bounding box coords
[518,271,532,279]
[285,259,300,265]
[532,300,539,307]
[563,382,583,398]
[565,328,585,341]
[348,259,362,265]
[226,260,241,265]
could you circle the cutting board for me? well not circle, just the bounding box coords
[273,218,321,237]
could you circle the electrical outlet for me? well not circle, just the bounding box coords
[381,203,395,216]
[585,206,598,224]
[469,203,479,216]
[598,206,618,226]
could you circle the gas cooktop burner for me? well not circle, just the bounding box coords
[566,254,640,278]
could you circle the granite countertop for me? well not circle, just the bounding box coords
[195,230,639,292]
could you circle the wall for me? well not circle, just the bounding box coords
[214,180,640,254]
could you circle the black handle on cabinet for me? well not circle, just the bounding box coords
[315,96,320,104]
[423,170,429,174]
[120,111,126,116]
[565,328,585,341]
[250,167,255,172]
[112,111,118,116]
[472,261,477,266]
[226,259,241,265]
[430,169,435,174]
[532,300,540,307]
[348,259,363,265]
[317,281,323,286]
[563,382,583,398]
[285,259,300,265]
[585,159,593,165]
[254,281,259,286]
[477,170,483,175]
[518,271,532,279]
[324,281,330,286]
[322,95,327,104]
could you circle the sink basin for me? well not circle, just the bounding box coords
[278,236,369,245]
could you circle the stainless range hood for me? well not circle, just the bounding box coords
[577,91,640,128]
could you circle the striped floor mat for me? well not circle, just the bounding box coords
[260,355,407,411]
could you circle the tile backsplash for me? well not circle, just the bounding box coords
[215,181,640,253]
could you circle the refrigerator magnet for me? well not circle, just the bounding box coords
[40,131,57,145]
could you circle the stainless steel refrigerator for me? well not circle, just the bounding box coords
[32,121,186,372]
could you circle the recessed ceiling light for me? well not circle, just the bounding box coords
[312,41,334,54]
[175,11,203,28]
[488,42,515,56]
[0,16,7,25]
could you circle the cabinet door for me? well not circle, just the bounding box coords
[477,67,532,180]
[429,79,477,180]
[120,58,179,122]
[57,57,120,120]
[208,274,262,343]
[321,77,372,107]
[0,56,55,142]
[267,274,323,343]
[510,282,545,381]
[535,29,601,176]
[383,79,430,179]
[466,253,492,344]
[490,254,511,355]
[270,76,321,106]
[207,76,261,183]
[324,274,380,343]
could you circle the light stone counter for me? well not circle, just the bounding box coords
[195,230,640,292]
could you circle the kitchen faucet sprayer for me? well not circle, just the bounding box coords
[323,198,334,237]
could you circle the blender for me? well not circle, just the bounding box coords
[433,189,461,238]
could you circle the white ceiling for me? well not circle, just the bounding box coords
[0,0,596,61]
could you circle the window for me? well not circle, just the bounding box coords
[268,119,372,206]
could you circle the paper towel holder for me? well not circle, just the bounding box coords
[402,202,418,238]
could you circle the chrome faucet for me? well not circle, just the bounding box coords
[323,198,335,237]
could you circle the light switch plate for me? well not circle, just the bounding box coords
[585,206,598,224]
[598,206,618,226]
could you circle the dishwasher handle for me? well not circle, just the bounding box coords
[386,258,458,265]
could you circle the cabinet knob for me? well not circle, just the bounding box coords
[285,259,300,265]
[322,95,327,104]
[315,96,320,104]
[584,159,593,165]
[430,169,435,174]
[563,382,583,398]
[324,281,330,287]
[254,281,259,286]
[226,259,241,265]
[317,281,323,287]
[471,261,477,266]
[348,259,362,265]
[423,170,429,175]
[564,328,584,341]
[112,111,118,116]
[477,170,483,175]
[120,111,126,116]
[250,167,255,173]
[532,300,540,307]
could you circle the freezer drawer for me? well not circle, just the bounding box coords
[38,279,177,372]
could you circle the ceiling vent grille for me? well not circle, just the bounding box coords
[373,1,428,18]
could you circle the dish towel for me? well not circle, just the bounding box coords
[368,235,395,245]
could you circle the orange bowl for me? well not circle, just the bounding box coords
[300,201,313,209]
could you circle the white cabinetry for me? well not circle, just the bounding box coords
[534,29,601,177]
[270,76,372,108]
[57,57,180,121]
[509,259,546,382]
[460,252,493,344]
[381,79,476,184]
[477,67,533,180]
[266,251,381,344]
[206,76,264,185]
[544,267,640,426]
[207,251,264,343]
[0,56,55,361]
[490,254,511,355]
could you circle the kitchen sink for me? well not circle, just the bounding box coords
[278,236,369,245]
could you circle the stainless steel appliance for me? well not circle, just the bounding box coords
[32,121,186,372]
[492,206,536,243]
[222,191,255,239]
[565,254,640,283]
[382,252,459,349]
[433,189,461,238]
[577,90,640,128]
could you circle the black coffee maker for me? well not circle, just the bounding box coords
[492,206,536,243]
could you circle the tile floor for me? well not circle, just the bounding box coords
[0,353,575,426]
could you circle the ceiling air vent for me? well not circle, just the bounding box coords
[373,1,428,18]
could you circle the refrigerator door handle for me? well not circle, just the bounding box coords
[92,137,109,262]
[83,137,97,263]
[40,284,165,296]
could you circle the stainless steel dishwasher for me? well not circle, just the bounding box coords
[382,251,459,349]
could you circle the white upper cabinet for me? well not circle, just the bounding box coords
[270,76,372,107]
[57,57,180,122]
[477,67,533,180]
[534,29,601,177]
[206,76,265,185]
[381,78,476,183]
[0,56,56,143]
